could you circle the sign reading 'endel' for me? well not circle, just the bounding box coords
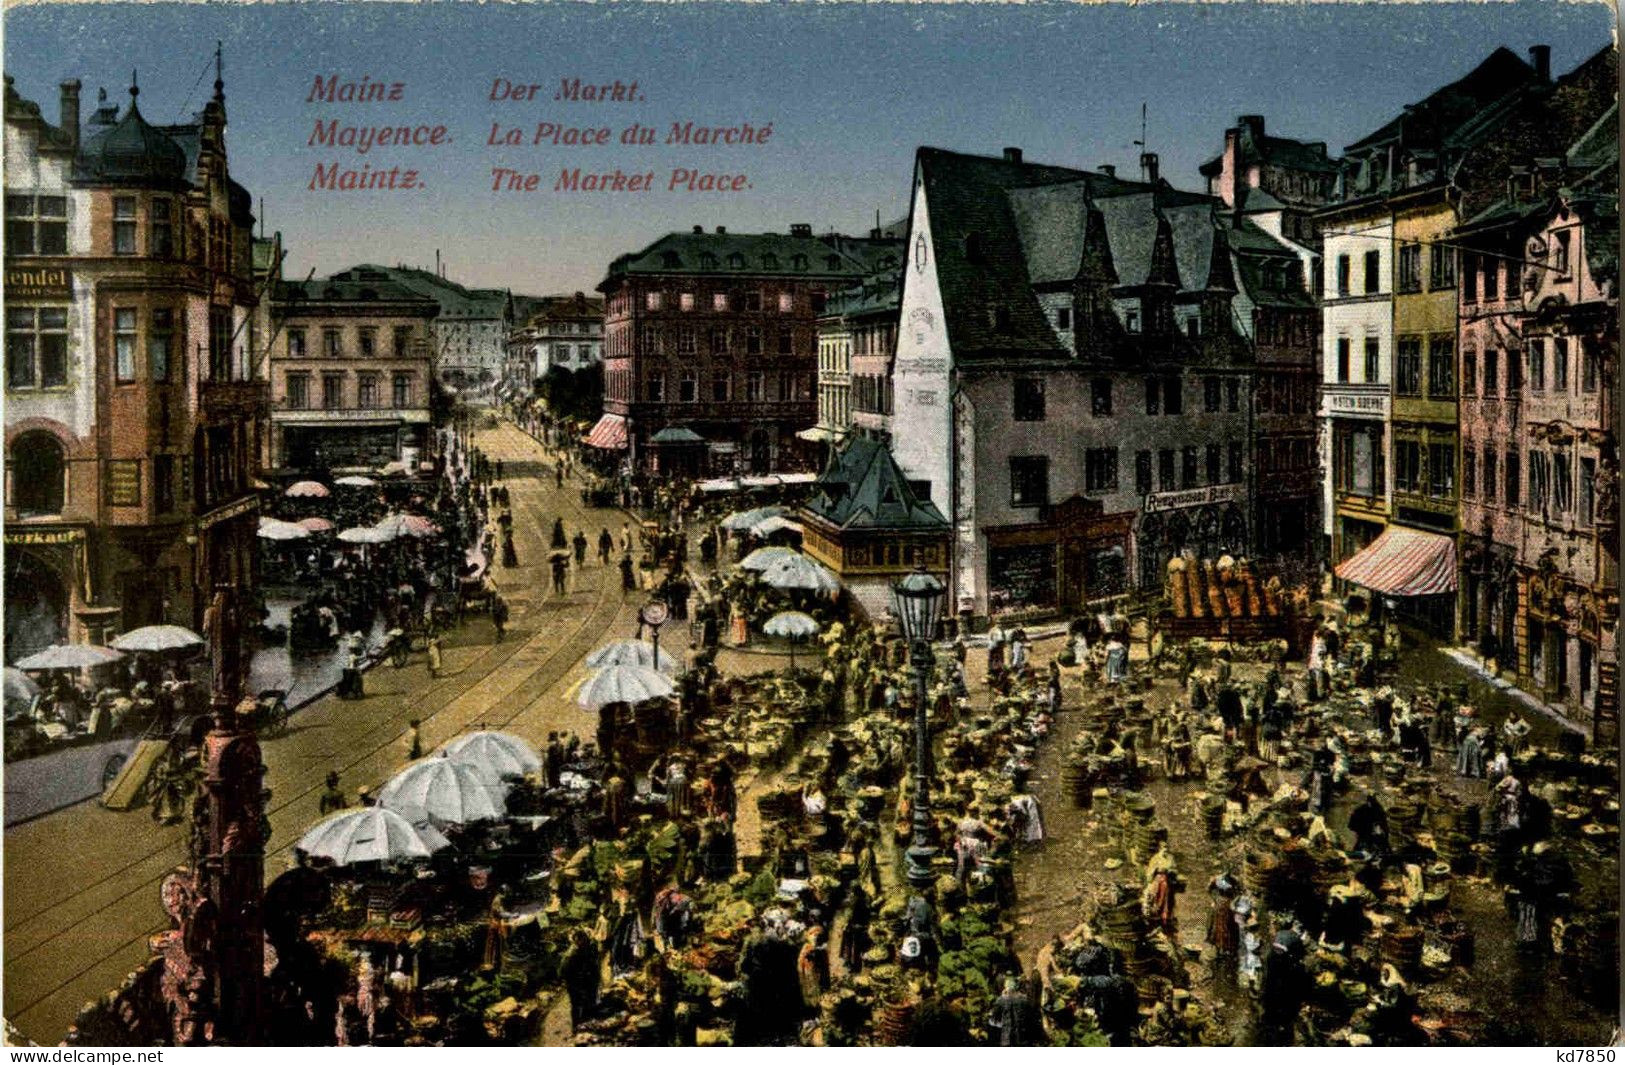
[1144,481,1244,513]
[5,266,72,300]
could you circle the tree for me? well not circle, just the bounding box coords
[537,364,605,423]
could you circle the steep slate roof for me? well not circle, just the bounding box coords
[918,147,1303,362]
[73,88,188,186]
[806,436,947,531]
[600,230,882,285]
[3,75,76,151]
[1199,126,1338,178]
[825,269,901,319]
[1344,46,1539,154]
[525,293,605,324]
[275,274,439,309]
[343,265,509,318]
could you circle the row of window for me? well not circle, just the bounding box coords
[628,288,828,315]
[854,374,892,416]
[1463,443,1597,523]
[6,305,208,389]
[287,325,418,360]
[1394,336,1455,398]
[1392,440,1457,499]
[284,371,415,410]
[5,193,199,262]
[640,371,812,404]
[1010,374,1243,422]
[1008,442,1244,508]
[627,324,803,359]
[654,249,854,273]
[1332,242,1455,298]
[1462,235,1570,304]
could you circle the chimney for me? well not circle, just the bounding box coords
[1098,164,1117,177]
[715,226,726,235]
[791,223,812,237]
[59,79,80,150]
[692,224,703,234]
[1003,146,1023,164]
[1219,127,1241,208]
[1140,151,1160,183]
[1529,45,1551,81]
[1239,114,1265,140]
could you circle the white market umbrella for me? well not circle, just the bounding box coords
[720,505,788,531]
[375,513,440,540]
[759,554,843,599]
[379,757,507,825]
[584,638,680,677]
[111,625,205,654]
[296,807,450,866]
[258,517,310,541]
[574,664,676,710]
[296,516,334,533]
[443,730,543,783]
[338,526,387,545]
[751,515,803,539]
[764,610,819,670]
[334,475,378,487]
[284,480,330,499]
[14,643,124,671]
[5,667,40,719]
[740,546,799,573]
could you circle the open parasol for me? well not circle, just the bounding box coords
[764,611,820,670]
[720,505,788,531]
[295,807,450,866]
[740,546,799,573]
[443,730,543,783]
[584,638,681,676]
[574,664,676,710]
[379,757,507,825]
[334,475,377,487]
[258,517,310,541]
[5,667,40,719]
[338,526,387,545]
[110,625,205,654]
[759,554,843,599]
[751,515,803,539]
[375,513,439,540]
[295,516,334,533]
[284,480,330,499]
[13,643,124,671]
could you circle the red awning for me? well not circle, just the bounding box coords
[1334,526,1457,597]
[583,414,629,450]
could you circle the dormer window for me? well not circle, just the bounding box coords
[825,255,842,270]
[661,251,681,268]
[699,252,718,269]
[728,253,745,270]
[792,254,808,271]
[762,253,779,270]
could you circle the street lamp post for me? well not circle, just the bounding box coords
[892,565,946,889]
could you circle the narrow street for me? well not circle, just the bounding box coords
[2,423,643,1046]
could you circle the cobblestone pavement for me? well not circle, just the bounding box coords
[2,422,643,1046]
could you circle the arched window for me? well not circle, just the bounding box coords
[11,431,65,516]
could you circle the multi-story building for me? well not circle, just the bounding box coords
[1200,113,1337,281]
[1455,97,1618,740]
[505,291,604,389]
[346,263,509,407]
[268,269,438,472]
[594,224,897,477]
[1321,45,1555,635]
[888,146,1315,623]
[807,267,900,457]
[4,70,265,657]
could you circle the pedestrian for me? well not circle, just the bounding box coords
[492,594,510,642]
[561,928,600,1030]
[404,719,423,760]
[551,553,570,596]
[426,634,443,678]
[573,529,588,567]
[319,770,347,814]
[598,527,613,565]
[619,552,636,592]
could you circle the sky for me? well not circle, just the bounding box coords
[4,1,1614,296]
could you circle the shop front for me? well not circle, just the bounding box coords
[984,495,1134,618]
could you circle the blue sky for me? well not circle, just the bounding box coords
[4,1,1613,295]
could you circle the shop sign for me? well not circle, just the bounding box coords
[5,266,72,300]
[1144,481,1243,513]
[108,460,142,506]
[5,527,86,545]
[1323,388,1390,418]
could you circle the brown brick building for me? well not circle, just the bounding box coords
[4,70,264,657]
[593,225,899,476]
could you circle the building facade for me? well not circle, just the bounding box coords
[347,264,509,407]
[268,270,438,472]
[808,268,900,453]
[4,70,264,658]
[505,291,604,390]
[594,224,898,476]
[1456,99,1618,740]
[889,147,1314,623]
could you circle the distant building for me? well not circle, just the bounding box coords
[4,70,264,654]
[1199,113,1337,277]
[505,291,604,392]
[594,224,899,476]
[807,265,901,456]
[343,264,509,406]
[268,270,438,472]
[888,146,1315,624]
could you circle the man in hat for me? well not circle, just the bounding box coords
[319,770,347,814]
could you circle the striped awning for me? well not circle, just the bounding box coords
[1335,526,1457,597]
[583,414,629,450]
